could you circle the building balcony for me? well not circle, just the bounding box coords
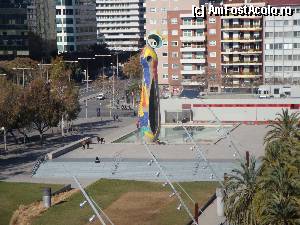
[221,61,262,66]
[180,36,205,42]
[97,0,142,3]
[181,80,205,86]
[96,10,140,16]
[180,24,205,29]
[223,72,262,78]
[181,70,205,75]
[221,48,262,54]
[221,25,262,31]
[180,58,206,64]
[101,28,141,34]
[221,15,262,19]
[99,22,141,28]
[221,37,262,42]
[180,46,205,52]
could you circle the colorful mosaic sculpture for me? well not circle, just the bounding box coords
[138,36,161,143]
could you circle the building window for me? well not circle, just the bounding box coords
[171,30,178,35]
[209,17,216,23]
[172,52,178,58]
[162,63,168,68]
[182,53,192,59]
[195,18,203,25]
[209,29,216,35]
[172,64,179,69]
[209,52,216,57]
[171,18,178,24]
[150,19,157,25]
[172,74,179,80]
[183,30,192,37]
[183,64,193,70]
[162,52,168,57]
[171,41,178,46]
[162,30,168,35]
[161,8,167,12]
[162,74,168,79]
[163,40,168,46]
[150,8,156,12]
[210,63,216,68]
[209,40,216,46]
[265,66,273,72]
[183,19,191,25]
[195,30,203,36]
[161,19,167,24]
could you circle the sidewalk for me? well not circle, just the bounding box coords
[0,117,135,184]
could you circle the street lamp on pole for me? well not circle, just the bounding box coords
[12,67,33,87]
[78,57,95,92]
[37,63,51,82]
[1,127,7,151]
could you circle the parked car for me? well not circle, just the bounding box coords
[96,93,105,100]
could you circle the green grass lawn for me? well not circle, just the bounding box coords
[0,181,63,225]
[31,179,219,225]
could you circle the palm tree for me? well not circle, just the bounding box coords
[265,109,300,144]
[259,194,300,225]
[224,156,260,225]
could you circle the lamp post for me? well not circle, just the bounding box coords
[12,67,33,87]
[38,63,51,82]
[78,57,95,92]
[1,127,7,151]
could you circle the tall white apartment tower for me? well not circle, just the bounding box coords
[96,0,145,51]
[144,0,199,90]
[56,0,97,53]
[264,0,300,84]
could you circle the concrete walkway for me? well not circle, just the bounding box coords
[198,199,225,225]
[0,117,135,186]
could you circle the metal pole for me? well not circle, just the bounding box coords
[112,62,115,115]
[61,115,64,136]
[86,64,89,92]
[22,69,25,87]
[73,176,107,225]
[46,68,49,82]
[3,128,7,151]
[85,99,88,119]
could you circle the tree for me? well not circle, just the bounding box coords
[23,78,62,144]
[49,57,80,125]
[224,157,259,225]
[123,53,142,80]
[0,79,24,143]
[265,109,300,144]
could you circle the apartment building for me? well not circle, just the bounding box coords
[144,0,199,90]
[221,0,265,91]
[96,0,145,51]
[56,0,97,53]
[0,0,29,59]
[167,10,206,93]
[264,0,300,84]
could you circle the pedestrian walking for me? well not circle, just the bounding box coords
[97,136,101,144]
[82,141,86,150]
[100,137,105,144]
[113,114,116,121]
[95,156,100,163]
[86,140,90,149]
[116,114,119,121]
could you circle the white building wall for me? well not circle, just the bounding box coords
[96,0,145,51]
[263,5,300,83]
[160,98,300,123]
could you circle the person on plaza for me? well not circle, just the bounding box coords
[95,156,100,163]
[100,137,105,144]
[116,114,119,121]
[81,141,86,150]
[113,114,116,121]
[86,140,90,149]
[96,136,101,144]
